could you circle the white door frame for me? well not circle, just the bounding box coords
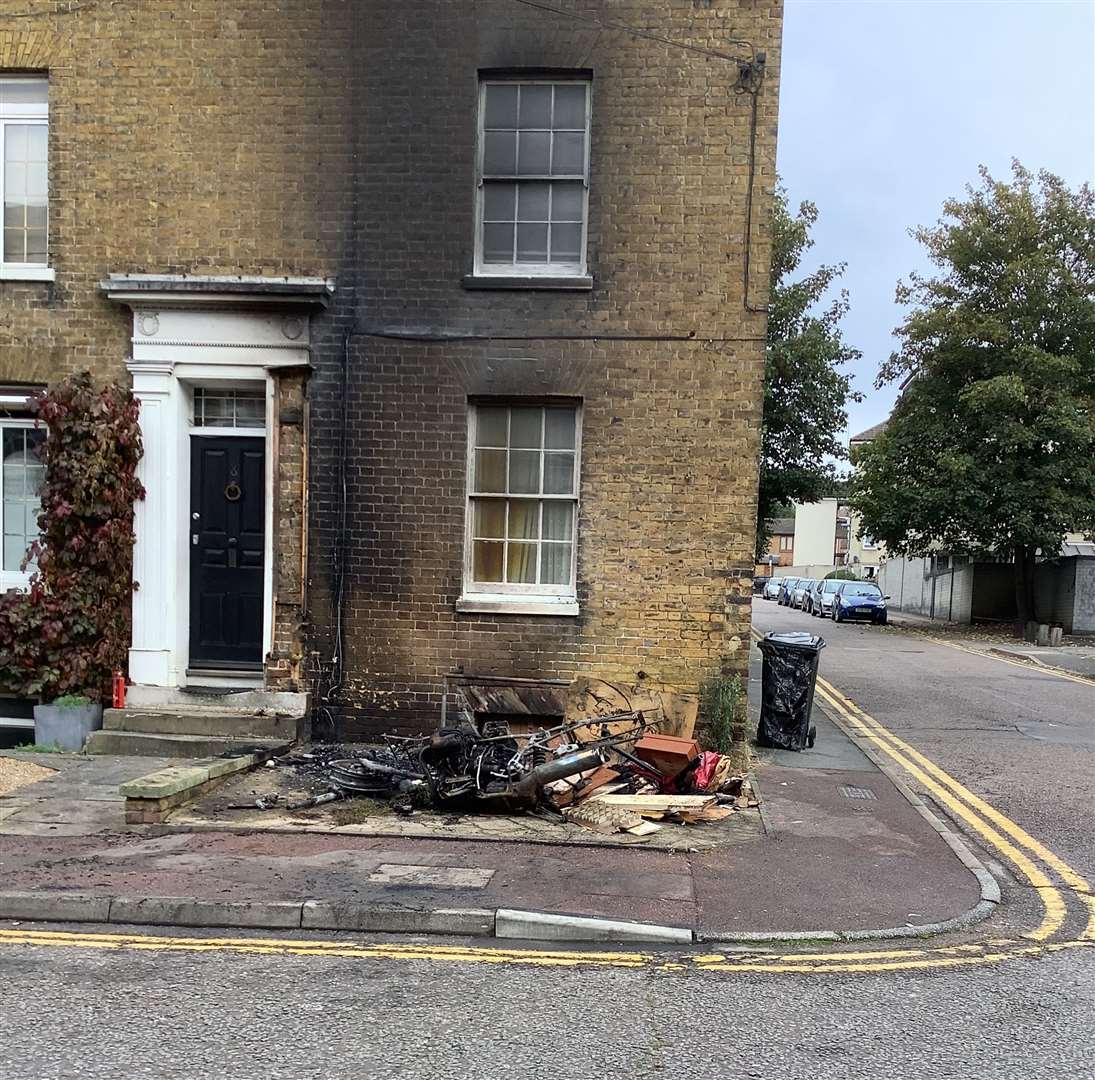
[116,302,313,689]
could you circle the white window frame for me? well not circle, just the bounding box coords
[1,418,44,592]
[0,77,52,282]
[458,402,581,616]
[474,78,591,279]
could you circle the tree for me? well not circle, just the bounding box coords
[850,163,1095,626]
[757,186,861,561]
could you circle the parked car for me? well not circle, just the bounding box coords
[808,578,844,617]
[832,580,889,624]
[777,577,799,605]
[754,575,771,596]
[763,577,783,600]
[790,578,814,609]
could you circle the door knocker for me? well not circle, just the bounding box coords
[224,481,242,502]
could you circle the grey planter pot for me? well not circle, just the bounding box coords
[33,703,103,752]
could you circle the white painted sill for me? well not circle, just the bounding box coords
[0,265,55,283]
[456,594,579,617]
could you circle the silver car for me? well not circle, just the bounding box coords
[790,579,814,609]
[763,577,782,600]
[809,578,844,617]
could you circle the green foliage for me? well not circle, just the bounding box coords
[757,186,862,560]
[824,568,859,580]
[850,164,1095,623]
[51,693,93,708]
[700,674,744,756]
[0,373,145,702]
[14,742,66,754]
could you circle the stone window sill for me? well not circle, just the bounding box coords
[456,594,579,617]
[0,265,55,283]
[462,274,593,292]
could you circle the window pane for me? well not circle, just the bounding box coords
[519,84,552,128]
[506,542,537,583]
[544,408,576,449]
[28,125,47,161]
[542,501,573,541]
[483,131,516,174]
[234,396,265,428]
[517,182,549,222]
[3,534,26,572]
[508,499,539,540]
[4,229,24,261]
[551,181,583,221]
[476,406,508,447]
[482,222,514,263]
[517,131,550,175]
[543,451,575,494]
[0,79,48,106]
[540,543,572,586]
[553,84,586,129]
[510,407,542,448]
[473,500,505,539]
[25,228,47,263]
[484,84,518,129]
[483,183,515,221]
[550,222,582,263]
[5,125,28,160]
[551,131,585,175]
[2,428,43,573]
[474,449,507,492]
[473,540,504,583]
[508,449,539,493]
[516,222,548,262]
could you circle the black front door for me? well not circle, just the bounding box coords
[189,436,265,670]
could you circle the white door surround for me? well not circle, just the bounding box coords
[101,275,332,690]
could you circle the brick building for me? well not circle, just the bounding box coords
[1,1,783,742]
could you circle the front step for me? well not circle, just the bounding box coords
[103,708,297,740]
[85,729,292,759]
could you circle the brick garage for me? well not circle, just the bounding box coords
[303,0,784,735]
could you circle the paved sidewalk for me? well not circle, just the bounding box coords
[0,752,175,835]
[883,611,1095,679]
[0,649,984,940]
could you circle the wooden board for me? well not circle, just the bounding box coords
[564,801,646,835]
[589,794,717,811]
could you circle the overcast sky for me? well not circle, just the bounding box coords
[777,0,1095,444]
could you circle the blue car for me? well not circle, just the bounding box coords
[777,577,800,606]
[832,581,889,624]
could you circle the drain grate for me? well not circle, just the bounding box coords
[840,785,877,801]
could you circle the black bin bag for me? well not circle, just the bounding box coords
[756,632,825,751]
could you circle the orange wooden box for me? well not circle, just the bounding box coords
[634,734,701,778]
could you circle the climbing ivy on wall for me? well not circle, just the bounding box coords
[0,372,144,702]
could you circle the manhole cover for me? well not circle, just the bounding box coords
[839,785,877,801]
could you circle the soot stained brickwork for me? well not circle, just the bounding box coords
[305,1,784,736]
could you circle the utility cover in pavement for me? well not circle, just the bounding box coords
[368,864,496,887]
[839,785,878,801]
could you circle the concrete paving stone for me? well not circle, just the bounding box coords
[0,820,117,837]
[368,864,496,887]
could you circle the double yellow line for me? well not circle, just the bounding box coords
[813,674,1095,943]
